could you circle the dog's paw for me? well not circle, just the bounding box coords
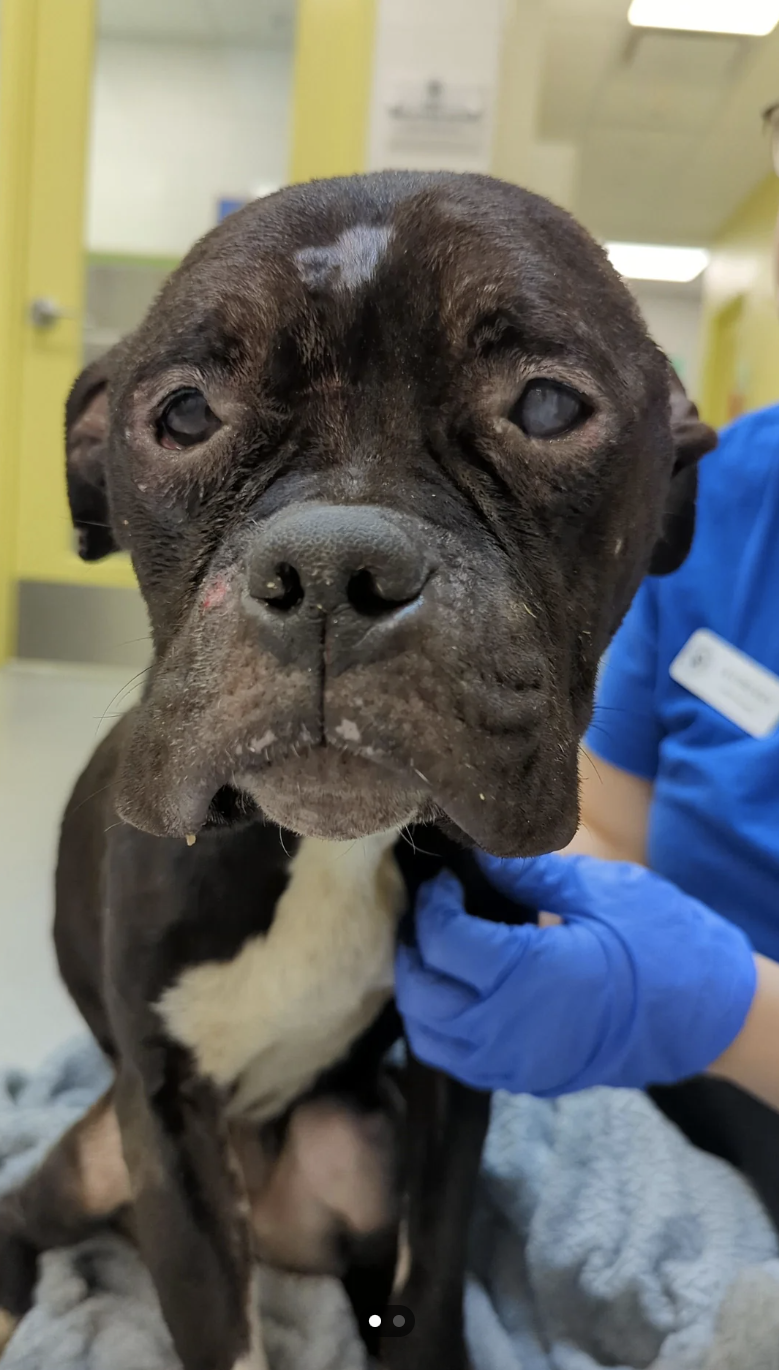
[0,1308,19,1357]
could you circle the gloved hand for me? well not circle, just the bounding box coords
[395,852,757,1097]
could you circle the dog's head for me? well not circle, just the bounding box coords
[66,172,714,855]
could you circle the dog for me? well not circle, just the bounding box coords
[0,171,718,1370]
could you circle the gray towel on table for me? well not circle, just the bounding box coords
[2,1038,779,1370]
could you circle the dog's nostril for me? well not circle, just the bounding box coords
[246,507,431,625]
[262,563,304,613]
[346,567,420,618]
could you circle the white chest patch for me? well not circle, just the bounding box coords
[157,833,405,1122]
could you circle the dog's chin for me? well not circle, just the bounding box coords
[236,752,427,842]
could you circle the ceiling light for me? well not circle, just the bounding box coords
[605,243,710,282]
[628,0,779,36]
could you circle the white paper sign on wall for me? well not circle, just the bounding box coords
[367,0,504,175]
[383,80,490,160]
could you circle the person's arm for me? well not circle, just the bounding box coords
[709,954,779,1111]
[568,578,662,864]
[533,751,651,927]
[565,748,652,863]
[563,774,779,1112]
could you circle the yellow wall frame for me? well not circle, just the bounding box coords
[290,0,377,183]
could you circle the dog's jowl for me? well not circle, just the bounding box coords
[0,172,716,1370]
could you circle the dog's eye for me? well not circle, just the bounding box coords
[157,389,221,450]
[510,381,589,439]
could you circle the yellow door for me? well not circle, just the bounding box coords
[701,295,746,432]
[0,0,132,668]
[0,0,376,666]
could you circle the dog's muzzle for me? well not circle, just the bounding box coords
[243,504,435,672]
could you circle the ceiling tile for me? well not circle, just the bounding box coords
[539,17,627,138]
[624,31,747,84]
[591,76,721,134]
[541,0,779,242]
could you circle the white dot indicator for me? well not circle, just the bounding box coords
[368,1315,382,1329]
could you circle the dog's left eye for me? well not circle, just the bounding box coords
[157,389,221,450]
[510,381,590,439]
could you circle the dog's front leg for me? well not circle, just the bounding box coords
[384,1057,490,1370]
[105,827,265,1370]
[113,1049,264,1370]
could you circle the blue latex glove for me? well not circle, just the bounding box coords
[395,852,757,1097]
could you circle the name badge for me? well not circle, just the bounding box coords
[670,629,779,739]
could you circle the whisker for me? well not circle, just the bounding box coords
[69,781,114,816]
[95,665,153,738]
[398,827,439,860]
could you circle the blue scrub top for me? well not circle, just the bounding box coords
[585,404,779,960]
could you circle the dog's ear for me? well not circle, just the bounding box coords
[648,370,717,576]
[65,350,121,561]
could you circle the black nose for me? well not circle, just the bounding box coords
[245,504,432,667]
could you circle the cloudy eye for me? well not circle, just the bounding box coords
[157,389,221,450]
[510,380,590,439]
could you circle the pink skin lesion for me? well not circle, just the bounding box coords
[202,575,229,611]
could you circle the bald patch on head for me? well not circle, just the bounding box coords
[296,224,392,293]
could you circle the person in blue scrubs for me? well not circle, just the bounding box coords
[395,101,779,1112]
[586,397,779,958]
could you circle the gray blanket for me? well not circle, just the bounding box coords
[2,1039,779,1370]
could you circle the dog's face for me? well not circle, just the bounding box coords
[66,172,714,855]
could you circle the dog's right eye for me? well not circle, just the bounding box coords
[157,389,221,450]
[509,380,590,439]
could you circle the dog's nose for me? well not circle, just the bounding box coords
[245,504,432,666]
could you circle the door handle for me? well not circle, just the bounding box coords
[28,296,77,329]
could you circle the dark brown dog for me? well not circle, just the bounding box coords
[0,172,715,1370]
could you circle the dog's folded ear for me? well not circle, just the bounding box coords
[65,348,121,561]
[648,369,717,577]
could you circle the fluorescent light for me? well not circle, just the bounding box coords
[628,0,779,36]
[605,243,710,283]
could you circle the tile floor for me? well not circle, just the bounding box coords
[0,660,142,1069]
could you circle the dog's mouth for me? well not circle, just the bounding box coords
[233,744,430,841]
[116,689,580,855]
[127,720,433,844]
[114,596,580,855]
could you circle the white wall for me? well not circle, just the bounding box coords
[629,280,704,400]
[86,38,293,258]
[367,0,504,175]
